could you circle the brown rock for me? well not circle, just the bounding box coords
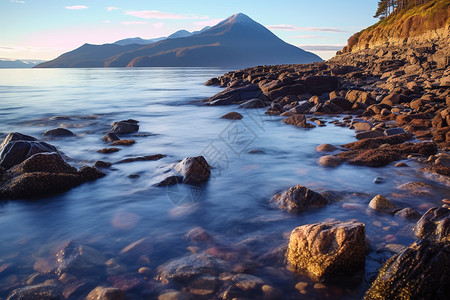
[86,286,126,300]
[221,112,243,120]
[271,184,327,213]
[318,155,343,167]
[283,114,315,128]
[174,156,211,184]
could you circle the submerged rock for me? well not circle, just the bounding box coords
[318,155,343,167]
[287,221,366,279]
[365,240,450,300]
[271,184,327,213]
[86,286,126,300]
[102,132,120,143]
[368,194,396,212]
[7,284,63,300]
[174,156,211,184]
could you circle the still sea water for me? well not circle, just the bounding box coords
[0,68,448,299]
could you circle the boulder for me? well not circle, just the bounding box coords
[315,144,338,152]
[55,241,106,277]
[368,195,396,212]
[9,153,77,175]
[174,156,211,184]
[342,133,413,150]
[221,112,243,120]
[394,207,421,220]
[208,84,262,104]
[384,128,406,136]
[110,120,139,134]
[328,97,353,111]
[352,121,373,131]
[102,133,120,143]
[0,139,58,169]
[318,155,343,167]
[43,128,74,137]
[365,240,450,300]
[0,132,37,150]
[289,101,312,114]
[355,130,384,140]
[238,99,268,109]
[265,84,306,101]
[304,76,339,95]
[287,221,366,279]
[86,286,126,300]
[282,114,315,128]
[156,253,228,284]
[271,184,327,213]
[414,207,450,242]
[157,174,184,186]
[7,284,63,300]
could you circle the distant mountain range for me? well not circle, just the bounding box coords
[0,59,44,68]
[35,13,322,68]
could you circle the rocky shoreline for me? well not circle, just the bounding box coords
[0,42,449,299]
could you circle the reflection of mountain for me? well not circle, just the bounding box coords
[35,13,322,68]
[0,59,43,68]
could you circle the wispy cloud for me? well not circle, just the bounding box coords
[120,21,149,25]
[194,18,223,27]
[153,23,164,29]
[65,5,88,10]
[267,24,348,33]
[107,7,119,12]
[10,0,25,4]
[291,35,323,39]
[125,10,202,20]
[104,20,112,23]
[297,44,345,51]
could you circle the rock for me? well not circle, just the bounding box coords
[116,154,165,164]
[7,284,63,300]
[174,156,211,184]
[318,155,342,167]
[86,286,126,300]
[10,153,77,175]
[315,144,338,152]
[102,133,120,143]
[287,221,366,279]
[414,207,450,242]
[205,78,220,86]
[158,291,191,300]
[329,97,353,111]
[119,238,152,262]
[43,128,74,137]
[355,130,384,140]
[0,132,37,150]
[156,253,227,284]
[156,174,183,186]
[98,148,120,154]
[394,162,408,167]
[55,241,106,276]
[185,227,213,243]
[353,121,372,131]
[304,76,339,95]
[221,112,243,120]
[110,120,139,134]
[232,273,264,291]
[283,114,315,128]
[271,184,327,213]
[342,133,413,150]
[384,128,406,136]
[0,139,58,169]
[94,161,112,169]
[238,99,268,108]
[369,195,396,212]
[262,284,282,299]
[111,140,135,146]
[188,274,218,295]
[289,101,312,114]
[265,84,306,101]
[394,207,421,220]
[365,240,450,300]
[373,177,384,184]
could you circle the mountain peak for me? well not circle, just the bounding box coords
[222,13,254,25]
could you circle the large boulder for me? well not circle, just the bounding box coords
[174,156,211,184]
[0,136,58,169]
[282,114,315,128]
[110,119,139,134]
[271,184,327,213]
[304,76,339,95]
[207,84,263,105]
[9,153,77,175]
[43,128,74,137]
[365,240,450,300]
[287,221,366,279]
[414,207,450,242]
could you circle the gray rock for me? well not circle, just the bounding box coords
[394,207,421,220]
[414,207,450,242]
[110,120,139,134]
[102,133,120,143]
[271,184,327,213]
[174,156,211,184]
[0,139,57,169]
[287,221,366,279]
[55,241,106,276]
[43,128,74,137]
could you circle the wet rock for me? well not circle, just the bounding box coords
[119,238,152,262]
[106,274,144,291]
[304,76,339,95]
[9,153,77,175]
[158,291,191,300]
[271,184,327,213]
[355,130,384,140]
[156,253,227,284]
[98,148,120,154]
[43,128,74,137]
[86,286,126,300]
[188,274,218,296]
[79,166,106,181]
[369,195,396,212]
[353,121,372,131]
[110,120,139,134]
[238,99,268,108]
[94,161,112,169]
[283,114,315,128]
[394,207,421,220]
[221,112,243,120]
[174,156,211,184]
[156,174,183,186]
[0,138,58,169]
[315,144,339,152]
[318,155,342,167]
[116,154,165,164]
[55,241,106,277]
[102,133,120,143]
[289,101,312,114]
[384,128,406,136]
[7,284,63,300]
[185,227,213,243]
[365,239,450,300]
[414,207,450,242]
[232,273,264,291]
[111,140,135,146]
[205,77,220,86]
[394,162,409,167]
[342,133,413,150]
[287,221,366,279]
[261,284,282,299]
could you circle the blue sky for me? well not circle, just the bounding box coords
[1,0,379,61]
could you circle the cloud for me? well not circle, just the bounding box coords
[291,35,323,39]
[104,20,111,23]
[194,18,223,27]
[120,21,149,25]
[107,7,119,12]
[153,23,164,29]
[65,5,88,10]
[10,0,25,3]
[296,44,345,51]
[267,24,348,33]
[124,10,201,20]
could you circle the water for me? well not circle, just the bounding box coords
[0,68,448,299]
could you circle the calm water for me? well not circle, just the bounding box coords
[0,68,448,299]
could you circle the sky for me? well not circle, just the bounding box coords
[1,0,380,61]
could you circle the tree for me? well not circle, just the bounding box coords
[374,0,388,19]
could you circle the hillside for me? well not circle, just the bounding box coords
[35,13,322,69]
[342,0,450,53]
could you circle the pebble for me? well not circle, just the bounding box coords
[369,194,396,212]
[295,281,308,291]
[138,267,151,275]
[314,283,327,289]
